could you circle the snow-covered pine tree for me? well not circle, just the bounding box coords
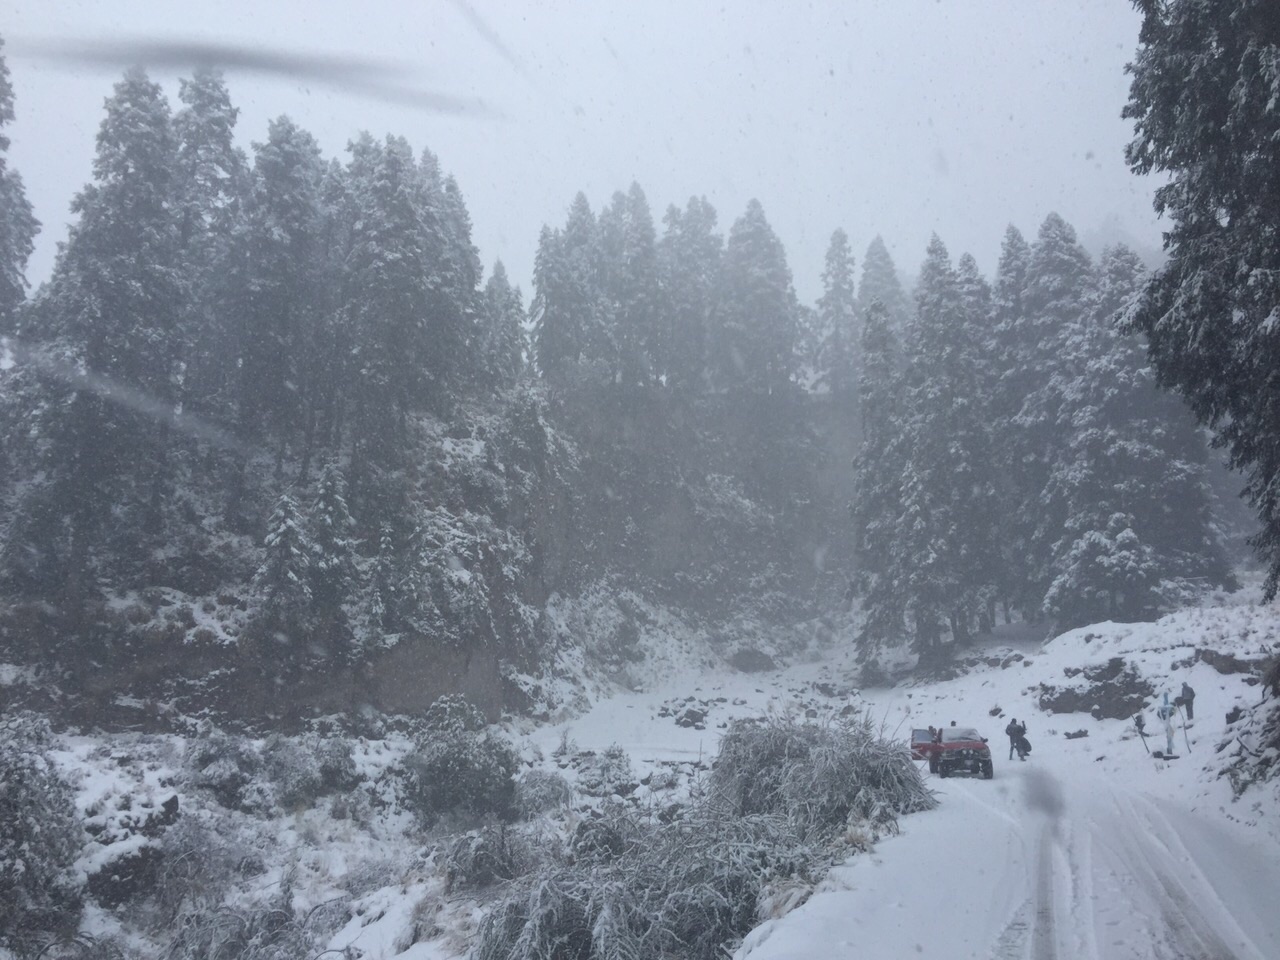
[173,68,248,423]
[658,196,721,394]
[434,170,484,397]
[954,252,1002,630]
[298,155,357,475]
[0,36,37,336]
[987,225,1034,619]
[1001,213,1096,619]
[0,36,38,522]
[894,237,1000,652]
[1123,0,1280,597]
[850,299,906,657]
[308,462,358,635]
[255,490,313,633]
[532,192,609,384]
[710,199,798,395]
[856,236,911,333]
[599,182,661,386]
[1043,244,1233,627]
[343,135,438,511]
[229,116,325,461]
[479,260,526,390]
[815,228,858,398]
[14,68,182,600]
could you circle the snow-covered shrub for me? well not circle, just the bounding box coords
[578,743,635,797]
[515,769,573,818]
[477,713,935,959]
[474,809,812,960]
[313,735,360,794]
[444,824,537,891]
[162,886,312,960]
[340,852,411,898]
[19,934,136,960]
[261,734,361,811]
[0,713,84,947]
[423,693,488,734]
[152,817,261,925]
[260,735,321,811]
[185,727,268,812]
[569,804,643,864]
[709,714,935,837]
[400,728,518,826]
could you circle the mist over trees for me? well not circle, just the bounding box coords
[0,45,1249,711]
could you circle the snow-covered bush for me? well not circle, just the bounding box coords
[260,734,359,811]
[474,809,811,960]
[423,693,488,734]
[260,735,320,810]
[515,769,573,818]
[162,886,312,960]
[709,714,935,837]
[444,824,540,891]
[0,713,84,948]
[578,743,635,797]
[475,715,932,960]
[18,934,135,960]
[152,817,262,925]
[568,804,643,864]
[185,726,269,813]
[400,728,518,826]
[1222,662,1280,799]
[313,735,360,794]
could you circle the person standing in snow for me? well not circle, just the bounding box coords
[1005,718,1022,760]
[1178,681,1196,721]
[1157,692,1177,755]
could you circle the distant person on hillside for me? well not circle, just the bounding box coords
[1157,692,1177,755]
[1177,681,1196,721]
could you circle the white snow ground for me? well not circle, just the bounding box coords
[20,586,1280,960]
[520,589,1280,960]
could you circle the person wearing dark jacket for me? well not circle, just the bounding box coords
[1005,718,1021,760]
[1005,718,1028,760]
[1179,681,1196,721]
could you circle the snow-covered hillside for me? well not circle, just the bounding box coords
[6,586,1278,960]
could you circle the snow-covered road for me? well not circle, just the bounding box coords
[736,762,1280,960]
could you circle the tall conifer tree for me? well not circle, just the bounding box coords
[815,229,858,398]
[710,199,797,394]
[0,37,37,335]
[18,69,182,598]
[658,196,721,394]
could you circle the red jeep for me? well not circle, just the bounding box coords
[910,728,936,761]
[915,726,994,779]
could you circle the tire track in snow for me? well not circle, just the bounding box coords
[1103,793,1251,960]
[990,899,1032,960]
[1031,827,1059,960]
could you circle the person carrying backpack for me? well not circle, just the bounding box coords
[1005,718,1021,760]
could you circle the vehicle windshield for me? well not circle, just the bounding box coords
[1,4,1277,959]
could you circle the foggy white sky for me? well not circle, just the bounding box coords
[6,0,1161,302]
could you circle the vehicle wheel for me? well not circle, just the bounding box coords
[981,761,993,780]
[938,765,949,778]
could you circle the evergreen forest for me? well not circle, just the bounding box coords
[0,44,1250,721]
